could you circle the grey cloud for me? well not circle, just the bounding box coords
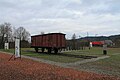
[0,0,120,38]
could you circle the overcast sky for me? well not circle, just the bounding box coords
[0,0,120,39]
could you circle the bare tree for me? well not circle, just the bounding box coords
[71,33,76,50]
[72,33,76,40]
[14,27,30,41]
[0,22,12,48]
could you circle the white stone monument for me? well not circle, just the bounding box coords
[15,38,20,58]
[5,43,9,50]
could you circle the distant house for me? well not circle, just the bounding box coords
[92,40,113,47]
[92,41,104,46]
[104,40,113,46]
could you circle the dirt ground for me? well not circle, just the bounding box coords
[0,53,119,80]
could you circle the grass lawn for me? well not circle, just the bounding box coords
[0,47,120,63]
[64,47,120,56]
[76,54,120,77]
[0,48,83,63]
[72,47,120,77]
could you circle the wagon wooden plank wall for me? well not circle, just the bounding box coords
[31,33,66,53]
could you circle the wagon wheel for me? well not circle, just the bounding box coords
[54,48,58,54]
[42,48,45,53]
[48,48,51,53]
[35,48,38,52]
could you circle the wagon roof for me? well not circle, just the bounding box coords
[31,33,66,37]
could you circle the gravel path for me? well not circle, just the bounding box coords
[66,56,109,66]
[0,51,109,68]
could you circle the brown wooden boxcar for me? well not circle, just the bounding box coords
[31,33,66,53]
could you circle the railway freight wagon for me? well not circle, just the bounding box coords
[31,33,66,53]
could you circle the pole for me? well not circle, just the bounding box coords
[20,38,21,59]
